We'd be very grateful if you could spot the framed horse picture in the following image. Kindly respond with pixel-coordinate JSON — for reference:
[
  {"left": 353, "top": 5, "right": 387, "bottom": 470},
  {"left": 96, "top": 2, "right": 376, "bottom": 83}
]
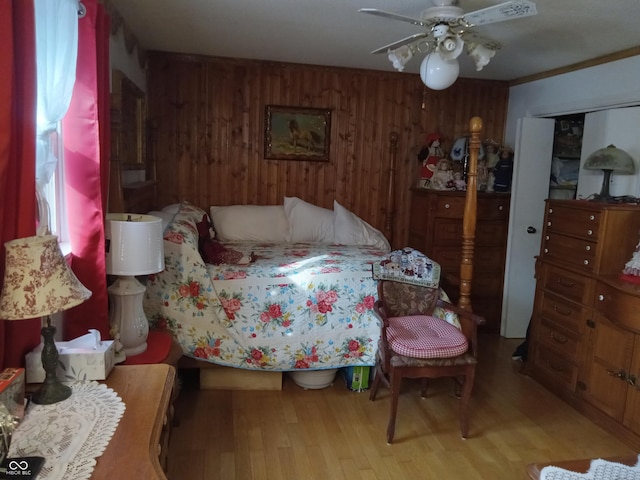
[{"left": 264, "top": 105, "right": 331, "bottom": 161}]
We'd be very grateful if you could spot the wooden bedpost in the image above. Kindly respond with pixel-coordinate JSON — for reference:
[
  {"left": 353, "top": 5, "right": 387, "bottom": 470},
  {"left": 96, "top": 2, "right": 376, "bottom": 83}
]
[
  {"left": 385, "top": 131, "right": 399, "bottom": 247},
  {"left": 458, "top": 117, "right": 482, "bottom": 311}
]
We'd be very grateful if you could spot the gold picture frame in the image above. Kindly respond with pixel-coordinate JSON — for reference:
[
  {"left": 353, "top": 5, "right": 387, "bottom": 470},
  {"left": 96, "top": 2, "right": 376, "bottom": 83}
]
[{"left": 264, "top": 105, "right": 331, "bottom": 161}]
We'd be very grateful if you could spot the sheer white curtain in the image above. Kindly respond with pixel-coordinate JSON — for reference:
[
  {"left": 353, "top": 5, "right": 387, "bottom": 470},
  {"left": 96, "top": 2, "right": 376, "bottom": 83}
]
[{"left": 34, "top": 0, "right": 79, "bottom": 234}]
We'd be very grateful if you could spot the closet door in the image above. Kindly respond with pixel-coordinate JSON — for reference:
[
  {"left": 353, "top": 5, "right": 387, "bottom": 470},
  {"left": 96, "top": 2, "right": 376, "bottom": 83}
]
[{"left": 501, "top": 117, "right": 555, "bottom": 338}]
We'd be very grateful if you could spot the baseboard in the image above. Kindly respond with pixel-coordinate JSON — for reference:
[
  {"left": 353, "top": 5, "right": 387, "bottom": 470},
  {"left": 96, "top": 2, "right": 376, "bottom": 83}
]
[{"left": 199, "top": 365, "right": 282, "bottom": 391}]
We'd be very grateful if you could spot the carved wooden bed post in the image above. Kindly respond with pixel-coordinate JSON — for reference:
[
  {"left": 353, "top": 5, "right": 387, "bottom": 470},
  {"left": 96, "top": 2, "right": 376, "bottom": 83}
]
[
  {"left": 384, "top": 131, "right": 399, "bottom": 247},
  {"left": 459, "top": 117, "right": 482, "bottom": 311}
]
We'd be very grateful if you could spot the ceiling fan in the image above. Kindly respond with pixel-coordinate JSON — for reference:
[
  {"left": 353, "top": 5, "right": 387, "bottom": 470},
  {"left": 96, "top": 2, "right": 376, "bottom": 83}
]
[{"left": 359, "top": 0, "right": 537, "bottom": 89}]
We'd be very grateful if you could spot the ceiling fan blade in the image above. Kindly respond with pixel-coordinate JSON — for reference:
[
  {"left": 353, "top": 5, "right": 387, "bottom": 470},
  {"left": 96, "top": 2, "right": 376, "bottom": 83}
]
[
  {"left": 359, "top": 8, "right": 434, "bottom": 28},
  {"left": 370, "top": 33, "right": 430, "bottom": 54},
  {"left": 460, "top": 30, "right": 502, "bottom": 50},
  {"left": 462, "top": 0, "right": 537, "bottom": 26}
]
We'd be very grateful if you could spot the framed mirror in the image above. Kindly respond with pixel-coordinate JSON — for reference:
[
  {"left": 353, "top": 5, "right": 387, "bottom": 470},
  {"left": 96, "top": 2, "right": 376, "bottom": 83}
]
[{"left": 111, "top": 69, "right": 145, "bottom": 168}]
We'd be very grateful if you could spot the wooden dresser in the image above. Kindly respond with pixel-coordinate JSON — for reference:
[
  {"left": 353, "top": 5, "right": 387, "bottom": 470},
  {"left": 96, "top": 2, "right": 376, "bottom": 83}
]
[
  {"left": 93, "top": 364, "right": 176, "bottom": 479},
  {"left": 528, "top": 199, "right": 640, "bottom": 450},
  {"left": 407, "top": 188, "right": 510, "bottom": 332}
]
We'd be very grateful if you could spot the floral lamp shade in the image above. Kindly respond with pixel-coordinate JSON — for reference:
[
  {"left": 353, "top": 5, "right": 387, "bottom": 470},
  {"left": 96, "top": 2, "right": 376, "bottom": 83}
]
[{"left": 0, "top": 235, "right": 92, "bottom": 320}]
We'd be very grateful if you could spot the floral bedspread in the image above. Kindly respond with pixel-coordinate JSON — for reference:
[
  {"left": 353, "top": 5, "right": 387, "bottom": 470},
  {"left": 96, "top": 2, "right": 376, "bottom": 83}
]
[{"left": 143, "top": 204, "right": 388, "bottom": 371}]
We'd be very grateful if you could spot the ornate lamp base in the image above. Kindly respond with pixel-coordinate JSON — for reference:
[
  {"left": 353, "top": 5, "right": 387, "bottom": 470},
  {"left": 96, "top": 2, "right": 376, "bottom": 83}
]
[
  {"left": 31, "top": 318, "right": 72, "bottom": 405},
  {"left": 108, "top": 276, "right": 149, "bottom": 357}
]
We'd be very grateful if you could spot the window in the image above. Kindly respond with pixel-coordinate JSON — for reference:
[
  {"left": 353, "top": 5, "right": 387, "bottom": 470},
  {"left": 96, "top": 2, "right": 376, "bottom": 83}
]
[{"left": 34, "top": 0, "right": 78, "bottom": 253}]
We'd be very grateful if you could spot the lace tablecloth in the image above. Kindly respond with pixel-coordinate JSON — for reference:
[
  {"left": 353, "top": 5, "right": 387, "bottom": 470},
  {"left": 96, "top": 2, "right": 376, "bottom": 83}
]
[
  {"left": 540, "top": 456, "right": 640, "bottom": 480},
  {"left": 8, "top": 381, "right": 126, "bottom": 480}
]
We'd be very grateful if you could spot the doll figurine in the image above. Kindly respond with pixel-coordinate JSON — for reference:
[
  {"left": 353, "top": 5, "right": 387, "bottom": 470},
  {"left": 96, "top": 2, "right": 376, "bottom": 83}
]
[
  {"left": 429, "top": 158, "right": 456, "bottom": 190},
  {"left": 493, "top": 145, "right": 514, "bottom": 193},
  {"left": 417, "top": 132, "right": 444, "bottom": 188}
]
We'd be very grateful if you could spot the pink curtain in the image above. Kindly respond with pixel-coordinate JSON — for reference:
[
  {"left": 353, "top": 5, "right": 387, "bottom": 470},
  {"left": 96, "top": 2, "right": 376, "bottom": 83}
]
[
  {"left": 0, "top": 0, "right": 40, "bottom": 370},
  {"left": 62, "top": 0, "right": 111, "bottom": 340}
]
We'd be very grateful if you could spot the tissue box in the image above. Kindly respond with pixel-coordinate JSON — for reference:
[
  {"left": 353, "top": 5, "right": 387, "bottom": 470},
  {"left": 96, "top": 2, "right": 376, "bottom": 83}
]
[
  {"left": 342, "top": 366, "right": 370, "bottom": 392},
  {"left": 0, "top": 368, "right": 25, "bottom": 420},
  {"left": 25, "top": 333, "right": 115, "bottom": 383}
]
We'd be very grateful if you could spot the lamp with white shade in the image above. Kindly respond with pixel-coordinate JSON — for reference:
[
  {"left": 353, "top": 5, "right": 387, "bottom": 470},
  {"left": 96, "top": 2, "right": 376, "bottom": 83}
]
[
  {"left": 105, "top": 214, "right": 164, "bottom": 358},
  {"left": 0, "top": 235, "right": 92, "bottom": 404}
]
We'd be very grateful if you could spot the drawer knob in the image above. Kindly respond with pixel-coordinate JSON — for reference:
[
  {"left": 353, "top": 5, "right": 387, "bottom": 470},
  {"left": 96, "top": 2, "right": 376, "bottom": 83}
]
[
  {"left": 547, "top": 221, "right": 551, "bottom": 227},
  {"left": 550, "top": 331, "right": 568, "bottom": 344},
  {"left": 544, "top": 248, "right": 549, "bottom": 254},
  {"left": 553, "top": 305, "right": 572, "bottom": 316},
  {"left": 444, "top": 203, "right": 450, "bottom": 209},
  {"left": 556, "top": 278, "right": 574, "bottom": 287},
  {"left": 587, "top": 229, "right": 593, "bottom": 236},
  {"left": 583, "top": 260, "right": 589, "bottom": 266},
  {"left": 585, "top": 245, "right": 591, "bottom": 251},
  {"left": 545, "top": 359, "right": 565, "bottom": 373},
  {"left": 545, "top": 235, "right": 549, "bottom": 240},
  {"left": 607, "top": 369, "right": 627, "bottom": 381},
  {"left": 598, "top": 294, "right": 605, "bottom": 301},
  {"left": 498, "top": 205, "right": 504, "bottom": 211},
  {"left": 589, "top": 215, "right": 595, "bottom": 221},
  {"left": 549, "top": 208, "right": 553, "bottom": 213}
]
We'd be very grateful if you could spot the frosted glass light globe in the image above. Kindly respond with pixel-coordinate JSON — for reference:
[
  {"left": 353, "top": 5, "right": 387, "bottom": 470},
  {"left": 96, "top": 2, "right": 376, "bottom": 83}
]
[{"left": 420, "top": 52, "right": 459, "bottom": 90}]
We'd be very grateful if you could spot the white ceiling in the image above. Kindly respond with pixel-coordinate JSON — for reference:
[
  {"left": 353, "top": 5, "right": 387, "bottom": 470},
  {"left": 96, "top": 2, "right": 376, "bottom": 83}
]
[{"left": 109, "top": 0, "right": 640, "bottom": 82}]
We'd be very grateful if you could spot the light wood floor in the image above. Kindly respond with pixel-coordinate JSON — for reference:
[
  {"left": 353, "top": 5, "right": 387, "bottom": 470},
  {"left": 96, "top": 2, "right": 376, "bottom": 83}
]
[{"left": 167, "top": 335, "right": 635, "bottom": 479}]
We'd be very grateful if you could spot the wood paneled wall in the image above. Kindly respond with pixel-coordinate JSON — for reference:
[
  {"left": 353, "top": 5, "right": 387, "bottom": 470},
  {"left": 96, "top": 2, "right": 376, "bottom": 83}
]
[{"left": 146, "top": 52, "right": 508, "bottom": 248}]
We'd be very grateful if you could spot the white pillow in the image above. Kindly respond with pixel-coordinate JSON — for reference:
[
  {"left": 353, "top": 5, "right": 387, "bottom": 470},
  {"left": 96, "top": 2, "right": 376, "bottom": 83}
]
[
  {"left": 284, "top": 197, "right": 334, "bottom": 243},
  {"left": 209, "top": 205, "right": 290, "bottom": 242},
  {"left": 333, "top": 201, "right": 391, "bottom": 252},
  {"left": 148, "top": 203, "right": 183, "bottom": 231}
]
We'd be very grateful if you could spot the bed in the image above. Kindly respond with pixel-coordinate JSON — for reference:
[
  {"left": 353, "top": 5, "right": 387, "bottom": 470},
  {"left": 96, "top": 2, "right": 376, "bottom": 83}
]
[{"left": 143, "top": 117, "right": 483, "bottom": 378}]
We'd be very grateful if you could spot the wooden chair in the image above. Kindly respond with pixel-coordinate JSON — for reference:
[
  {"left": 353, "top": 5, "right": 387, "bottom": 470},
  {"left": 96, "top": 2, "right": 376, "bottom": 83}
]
[{"left": 369, "top": 277, "right": 485, "bottom": 443}]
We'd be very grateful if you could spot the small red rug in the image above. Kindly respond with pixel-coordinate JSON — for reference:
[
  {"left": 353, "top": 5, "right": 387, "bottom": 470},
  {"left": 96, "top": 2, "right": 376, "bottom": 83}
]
[{"left": 123, "top": 330, "right": 172, "bottom": 365}]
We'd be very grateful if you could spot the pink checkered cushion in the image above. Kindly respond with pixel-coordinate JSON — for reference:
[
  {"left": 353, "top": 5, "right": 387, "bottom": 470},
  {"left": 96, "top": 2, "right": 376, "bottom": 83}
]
[{"left": 387, "top": 315, "right": 469, "bottom": 359}]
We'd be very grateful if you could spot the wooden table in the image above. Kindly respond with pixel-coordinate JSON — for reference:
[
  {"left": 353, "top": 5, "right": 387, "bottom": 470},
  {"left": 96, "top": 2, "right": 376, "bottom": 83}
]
[
  {"left": 92, "top": 364, "right": 176, "bottom": 480},
  {"left": 527, "top": 455, "right": 638, "bottom": 479}
]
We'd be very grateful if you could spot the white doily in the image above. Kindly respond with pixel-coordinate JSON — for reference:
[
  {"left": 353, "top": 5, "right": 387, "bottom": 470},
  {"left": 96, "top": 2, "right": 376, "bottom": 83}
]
[
  {"left": 8, "top": 381, "right": 126, "bottom": 480},
  {"left": 540, "top": 456, "right": 640, "bottom": 480}
]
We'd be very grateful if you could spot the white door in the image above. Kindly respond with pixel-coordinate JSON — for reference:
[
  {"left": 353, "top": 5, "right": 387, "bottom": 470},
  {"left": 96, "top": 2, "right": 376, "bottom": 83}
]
[{"left": 501, "top": 117, "right": 555, "bottom": 338}]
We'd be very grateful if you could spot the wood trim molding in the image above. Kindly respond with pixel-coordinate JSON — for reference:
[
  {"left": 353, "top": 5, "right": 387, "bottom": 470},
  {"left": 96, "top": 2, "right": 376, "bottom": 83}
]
[{"left": 510, "top": 46, "right": 640, "bottom": 86}]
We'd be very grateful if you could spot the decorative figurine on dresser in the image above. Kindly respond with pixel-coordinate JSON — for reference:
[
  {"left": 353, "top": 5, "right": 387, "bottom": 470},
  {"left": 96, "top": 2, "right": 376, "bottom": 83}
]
[
  {"left": 527, "top": 199, "right": 640, "bottom": 451},
  {"left": 493, "top": 145, "right": 514, "bottom": 192},
  {"left": 417, "top": 132, "right": 444, "bottom": 188}
]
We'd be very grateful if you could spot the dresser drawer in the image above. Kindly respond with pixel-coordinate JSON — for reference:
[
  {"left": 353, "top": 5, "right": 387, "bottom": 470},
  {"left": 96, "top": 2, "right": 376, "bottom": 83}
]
[
  {"left": 435, "top": 195, "right": 466, "bottom": 217},
  {"left": 542, "top": 233, "right": 597, "bottom": 272},
  {"left": 477, "top": 196, "right": 510, "bottom": 220},
  {"left": 538, "top": 292, "right": 585, "bottom": 333},
  {"left": 594, "top": 281, "right": 640, "bottom": 334},
  {"left": 546, "top": 204, "right": 600, "bottom": 239},
  {"left": 537, "top": 317, "right": 582, "bottom": 361},
  {"left": 541, "top": 264, "right": 594, "bottom": 304},
  {"left": 533, "top": 344, "right": 578, "bottom": 391}
]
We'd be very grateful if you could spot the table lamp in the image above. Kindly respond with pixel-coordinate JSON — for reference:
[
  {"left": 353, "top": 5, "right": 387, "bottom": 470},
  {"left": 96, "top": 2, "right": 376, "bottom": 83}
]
[
  {"left": 583, "top": 144, "right": 636, "bottom": 202},
  {"left": 105, "top": 214, "right": 164, "bottom": 357},
  {"left": 0, "top": 235, "right": 92, "bottom": 404}
]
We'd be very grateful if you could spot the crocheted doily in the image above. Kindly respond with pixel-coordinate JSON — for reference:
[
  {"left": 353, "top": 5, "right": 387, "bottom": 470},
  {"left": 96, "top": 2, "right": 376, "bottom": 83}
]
[
  {"left": 9, "top": 381, "right": 125, "bottom": 480},
  {"left": 540, "top": 456, "right": 640, "bottom": 480}
]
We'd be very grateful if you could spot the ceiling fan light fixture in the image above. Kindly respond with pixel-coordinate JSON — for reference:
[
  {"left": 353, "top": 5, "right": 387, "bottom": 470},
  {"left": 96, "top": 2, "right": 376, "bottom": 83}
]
[
  {"left": 387, "top": 45, "right": 414, "bottom": 72},
  {"left": 420, "top": 51, "right": 459, "bottom": 90},
  {"left": 439, "top": 33, "right": 464, "bottom": 60},
  {"left": 467, "top": 42, "right": 496, "bottom": 71}
]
